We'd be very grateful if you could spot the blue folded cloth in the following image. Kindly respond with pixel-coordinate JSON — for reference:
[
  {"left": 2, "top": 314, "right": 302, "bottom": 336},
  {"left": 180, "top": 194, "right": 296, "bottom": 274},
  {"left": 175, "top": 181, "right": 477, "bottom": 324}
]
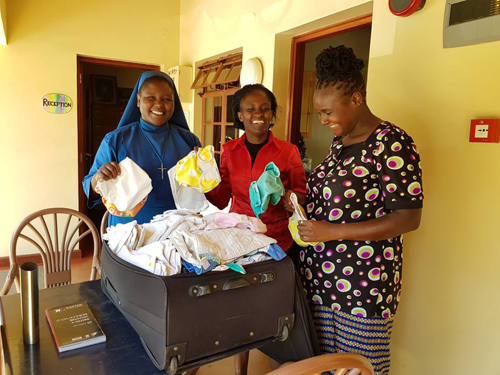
[
  {"left": 267, "top": 243, "right": 286, "bottom": 261},
  {"left": 182, "top": 259, "right": 218, "bottom": 275}
]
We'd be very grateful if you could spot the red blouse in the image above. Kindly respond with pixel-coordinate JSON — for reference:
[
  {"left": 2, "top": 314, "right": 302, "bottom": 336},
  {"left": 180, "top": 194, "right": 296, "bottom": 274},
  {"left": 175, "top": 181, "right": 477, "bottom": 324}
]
[{"left": 206, "top": 131, "right": 307, "bottom": 251}]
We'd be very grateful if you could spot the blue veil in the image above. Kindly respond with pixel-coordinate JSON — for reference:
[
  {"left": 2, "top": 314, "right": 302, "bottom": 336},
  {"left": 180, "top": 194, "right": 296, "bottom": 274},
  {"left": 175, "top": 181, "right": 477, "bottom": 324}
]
[{"left": 117, "top": 70, "right": 189, "bottom": 130}]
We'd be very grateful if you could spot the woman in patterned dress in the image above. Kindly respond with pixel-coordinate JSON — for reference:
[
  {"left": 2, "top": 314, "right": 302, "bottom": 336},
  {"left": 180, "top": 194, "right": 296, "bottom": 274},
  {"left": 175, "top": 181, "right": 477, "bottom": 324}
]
[{"left": 297, "top": 45, "right": 423, "bottom": 375}]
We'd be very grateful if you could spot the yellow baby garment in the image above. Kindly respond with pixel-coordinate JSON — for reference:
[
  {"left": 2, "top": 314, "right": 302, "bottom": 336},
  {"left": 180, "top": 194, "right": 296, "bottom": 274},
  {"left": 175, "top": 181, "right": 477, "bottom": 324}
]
[
  {"left": 176, "top": 145, "right": 221, "bottom": 193},
  {"left": 288, "top": 192, "right": 317, "bottom": 247}
]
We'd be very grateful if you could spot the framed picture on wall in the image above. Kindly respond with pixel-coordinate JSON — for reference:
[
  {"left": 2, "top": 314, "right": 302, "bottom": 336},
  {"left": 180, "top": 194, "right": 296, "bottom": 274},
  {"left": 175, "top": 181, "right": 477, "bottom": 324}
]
[
  {"left": 92, "top": 75, "right": 117, "bottom": 104},
  {"left": 118, "top": 87, "right": 133, "bottom": 106}
]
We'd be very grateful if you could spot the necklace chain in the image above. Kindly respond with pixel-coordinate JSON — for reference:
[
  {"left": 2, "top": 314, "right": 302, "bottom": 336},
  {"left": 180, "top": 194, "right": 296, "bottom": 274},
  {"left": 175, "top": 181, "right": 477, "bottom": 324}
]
[{"left": 139, "top": 123, "right": 169, "bottom": 179}]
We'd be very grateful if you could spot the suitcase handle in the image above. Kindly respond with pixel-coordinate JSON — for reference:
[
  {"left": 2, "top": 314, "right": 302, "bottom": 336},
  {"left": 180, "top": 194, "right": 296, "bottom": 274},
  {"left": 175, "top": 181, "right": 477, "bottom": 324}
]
[
  {"left": 223, "top": 277, "right": 250, "bottom": 290},
  {"left": 189, "top": 271, "right": 275, "bottom": 297}
]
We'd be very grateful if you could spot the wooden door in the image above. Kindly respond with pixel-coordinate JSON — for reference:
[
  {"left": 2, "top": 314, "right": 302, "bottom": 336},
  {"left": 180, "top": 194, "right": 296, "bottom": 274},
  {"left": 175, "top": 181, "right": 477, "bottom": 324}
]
[{"left": 77, "top": 57, "right": 160, "bottom": 251}]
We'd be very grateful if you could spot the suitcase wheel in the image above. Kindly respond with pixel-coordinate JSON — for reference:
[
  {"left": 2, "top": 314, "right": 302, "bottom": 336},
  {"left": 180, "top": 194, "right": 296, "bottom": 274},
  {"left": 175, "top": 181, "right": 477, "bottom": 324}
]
[
  {"left": 166, "top": 356, "right": 178, "bottom": 375},
  {"left": 277, "top": 324, "right": 290, "bottom": 342}
]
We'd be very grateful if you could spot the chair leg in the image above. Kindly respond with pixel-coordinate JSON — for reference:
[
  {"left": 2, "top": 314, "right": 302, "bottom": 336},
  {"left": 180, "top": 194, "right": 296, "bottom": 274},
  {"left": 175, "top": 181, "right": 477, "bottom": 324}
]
[
  {"left": 0, "top": 279, "right": 13, "bottom": 296},
  {"left": 234, "top": 351, "right": 249, "bottom": 375},
  {"left": 14, "top": 275, "right": 20, "bottom": 293}
]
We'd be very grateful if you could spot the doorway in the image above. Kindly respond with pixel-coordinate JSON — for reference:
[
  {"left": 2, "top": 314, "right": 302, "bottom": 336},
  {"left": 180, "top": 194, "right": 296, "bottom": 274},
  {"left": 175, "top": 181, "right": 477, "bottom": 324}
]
[
  {"left": 77, "top": 57, "right": 160, "bottom": 236},
  {"left": 287, "top": 15, "right": 372, "bottom": 171}
]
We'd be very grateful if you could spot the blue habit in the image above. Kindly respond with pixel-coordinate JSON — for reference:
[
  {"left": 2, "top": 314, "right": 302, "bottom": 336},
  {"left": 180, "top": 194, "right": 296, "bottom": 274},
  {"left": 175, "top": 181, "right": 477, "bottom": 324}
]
[
  {"left": 82, "top": 119, "right": 200, "bottom": 226},
  {"left": 82, "top": 70, "right": 200, "bottom": 227}
]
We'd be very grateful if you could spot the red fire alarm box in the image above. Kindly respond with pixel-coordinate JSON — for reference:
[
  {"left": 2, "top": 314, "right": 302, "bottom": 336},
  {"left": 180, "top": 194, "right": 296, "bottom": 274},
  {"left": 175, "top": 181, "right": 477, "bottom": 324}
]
[{"left": 469, "top": 119, "right": 500, "bottom": 143}]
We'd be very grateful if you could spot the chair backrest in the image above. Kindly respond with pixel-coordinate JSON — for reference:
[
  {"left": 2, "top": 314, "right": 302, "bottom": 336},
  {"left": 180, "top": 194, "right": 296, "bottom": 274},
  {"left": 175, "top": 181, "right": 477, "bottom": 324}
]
[
  {"left": 100, "top": 210, "right": 109, "bottom": 240},
  {"left": 0, "top": 208, "right": 101, "bottom": 296},
  {"left": 265, "top": 353, "right": 375, "bottom": 375}
]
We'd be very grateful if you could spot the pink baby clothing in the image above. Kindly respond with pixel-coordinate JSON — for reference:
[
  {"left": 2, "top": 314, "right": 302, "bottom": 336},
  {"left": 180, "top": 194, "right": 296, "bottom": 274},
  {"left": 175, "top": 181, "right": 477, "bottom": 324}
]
[{"left": 205, "top": 212, "right": 267, "bottom": 233}]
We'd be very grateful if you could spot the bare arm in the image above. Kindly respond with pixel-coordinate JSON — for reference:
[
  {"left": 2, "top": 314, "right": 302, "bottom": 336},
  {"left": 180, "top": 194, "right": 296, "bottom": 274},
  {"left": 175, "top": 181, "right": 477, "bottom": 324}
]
[
  {"left": 298, "top": 208, "right": 422, "bottom": 243},
  {"left": 283, "top": 145, "right": 307, "bottom": 212}
]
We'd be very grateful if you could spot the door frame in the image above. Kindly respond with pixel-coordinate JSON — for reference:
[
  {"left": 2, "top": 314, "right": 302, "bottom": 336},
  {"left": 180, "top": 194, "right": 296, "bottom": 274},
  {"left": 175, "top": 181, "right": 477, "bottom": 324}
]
[
  {"left": 286, "top": 14, "right": 372, "bottom": 146},
  {"left": 76, "top": 56, "right": 160, "bottom": 215}
]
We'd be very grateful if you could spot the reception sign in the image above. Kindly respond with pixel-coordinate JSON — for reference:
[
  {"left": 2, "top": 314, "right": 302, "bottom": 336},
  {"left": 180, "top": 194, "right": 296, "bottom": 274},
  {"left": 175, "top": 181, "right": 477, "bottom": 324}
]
[{"left": 42, "top": 93, "right": 73, "bottom": 114}]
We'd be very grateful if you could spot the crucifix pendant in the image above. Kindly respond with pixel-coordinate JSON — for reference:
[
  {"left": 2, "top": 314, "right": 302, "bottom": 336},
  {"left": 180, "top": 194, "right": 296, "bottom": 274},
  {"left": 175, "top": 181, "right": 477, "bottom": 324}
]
[{"left": 159, "top": 163, "right": 167, "bottom": 180}]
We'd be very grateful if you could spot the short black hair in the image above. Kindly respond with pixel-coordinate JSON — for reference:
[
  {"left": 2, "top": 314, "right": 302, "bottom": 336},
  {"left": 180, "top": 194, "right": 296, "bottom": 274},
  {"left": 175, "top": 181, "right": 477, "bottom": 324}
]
[
  {"left": 315, "top": 45, "right": 366, "bottom": 97},
  {"left": 138, "top": 75, "right": 174, "bottom": 94},
  {"left": 231, "top": 84, "right": 277, "bottom": 130}
]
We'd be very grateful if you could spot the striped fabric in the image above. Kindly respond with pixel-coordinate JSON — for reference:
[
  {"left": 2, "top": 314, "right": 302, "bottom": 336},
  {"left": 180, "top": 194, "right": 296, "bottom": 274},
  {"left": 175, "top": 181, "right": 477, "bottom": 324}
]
[{"left": 311, "top": 305, "right": 394, "bottom": 375}]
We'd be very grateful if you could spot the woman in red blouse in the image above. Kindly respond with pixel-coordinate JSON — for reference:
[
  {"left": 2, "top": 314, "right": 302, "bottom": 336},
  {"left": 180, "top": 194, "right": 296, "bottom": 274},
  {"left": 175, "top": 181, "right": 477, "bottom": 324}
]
[{"left": 205, "top": 83, "right": 307, "bottom": 375}]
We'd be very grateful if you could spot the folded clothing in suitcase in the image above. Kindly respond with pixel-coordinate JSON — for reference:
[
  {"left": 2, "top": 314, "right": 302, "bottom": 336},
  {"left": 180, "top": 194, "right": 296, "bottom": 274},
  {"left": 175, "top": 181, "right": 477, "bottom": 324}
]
[{"left": 100, "top": 241, "right": 296, "bottom": 374}]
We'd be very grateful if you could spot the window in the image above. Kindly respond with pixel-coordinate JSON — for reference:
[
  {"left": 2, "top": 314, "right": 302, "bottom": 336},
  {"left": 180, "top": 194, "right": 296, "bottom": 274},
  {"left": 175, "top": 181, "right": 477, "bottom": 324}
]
[
  {"left": 192, "top": 53, "right": 242, "bottom": 164},
  {"left": 449, "top": 0, "right": 500, "bottom": 26},
  {"left": 444, "top": 0, "right": 500, "bottom": 48},
  {"left": 191, "top": 53, "right": 242, "bottom": 89}
]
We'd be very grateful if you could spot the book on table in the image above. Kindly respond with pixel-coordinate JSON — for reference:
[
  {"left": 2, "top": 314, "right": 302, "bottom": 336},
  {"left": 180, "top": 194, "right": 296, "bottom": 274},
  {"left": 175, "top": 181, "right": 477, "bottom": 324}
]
[{"left": 45, "top": 300, "right": 106, "bottom": 352}]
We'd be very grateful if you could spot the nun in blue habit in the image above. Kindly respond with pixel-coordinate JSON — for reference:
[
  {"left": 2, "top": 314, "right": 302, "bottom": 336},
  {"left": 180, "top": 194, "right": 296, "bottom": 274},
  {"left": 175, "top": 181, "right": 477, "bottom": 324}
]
[{"left": 82, "top": 71, "right": 201, "bottom": 227}]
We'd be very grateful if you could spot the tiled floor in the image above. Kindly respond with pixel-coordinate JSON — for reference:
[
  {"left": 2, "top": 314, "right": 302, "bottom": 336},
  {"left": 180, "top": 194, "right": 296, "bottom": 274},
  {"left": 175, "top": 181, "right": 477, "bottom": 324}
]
[
  {"left": 71, "top": 255, "right": 272, "bottom": 375},
  {"left": 71, "top": 255, "right": 95, "bottom": 283},
  {"left": 193, "top": 351, "right": 271, "bottom": 375}
]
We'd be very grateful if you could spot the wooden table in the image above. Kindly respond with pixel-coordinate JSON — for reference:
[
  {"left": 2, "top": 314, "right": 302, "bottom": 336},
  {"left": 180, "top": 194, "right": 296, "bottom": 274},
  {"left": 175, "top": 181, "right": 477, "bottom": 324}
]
[{"left": 0, "top": 280, "right": 166, "bottom": 374}]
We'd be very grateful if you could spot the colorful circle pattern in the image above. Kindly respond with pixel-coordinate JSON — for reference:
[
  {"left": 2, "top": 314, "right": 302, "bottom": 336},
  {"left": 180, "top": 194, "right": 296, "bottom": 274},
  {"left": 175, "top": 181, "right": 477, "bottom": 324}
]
[{"left": 299, "top": 122, "right": 423, "bottom": 319}]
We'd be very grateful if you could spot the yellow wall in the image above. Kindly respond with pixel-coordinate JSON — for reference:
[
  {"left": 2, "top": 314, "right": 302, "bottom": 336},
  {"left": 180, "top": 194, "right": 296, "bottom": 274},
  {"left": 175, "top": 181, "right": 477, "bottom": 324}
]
[
  {"left": 181, "top": 0, "right": 500, "bottom": 373},
  {"left": 0, "top": 0, "right": 180, "bottom": 255},
  {"left": 368, "top": 1, "right": 500, "bottom": 373},
  {"left": 1, "top": 0, "right": 498, "bottom": 371}
]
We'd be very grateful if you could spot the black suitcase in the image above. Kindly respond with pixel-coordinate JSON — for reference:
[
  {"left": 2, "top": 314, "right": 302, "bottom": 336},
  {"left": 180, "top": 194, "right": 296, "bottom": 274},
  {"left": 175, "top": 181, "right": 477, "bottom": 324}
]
[
  {"left": 259, "top": 271, "right": 321, "bottom": 363},
  {"left": 100, "top": 241, "right": 296, "bottom": 374}
]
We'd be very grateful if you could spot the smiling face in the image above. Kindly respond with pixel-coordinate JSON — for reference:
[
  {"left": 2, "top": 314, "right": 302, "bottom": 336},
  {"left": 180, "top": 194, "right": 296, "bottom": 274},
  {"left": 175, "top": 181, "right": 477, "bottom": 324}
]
[
  {"left": 313, "top": 86, "right": 362, "bottom": 138},
  {"left": 137, "top": 80, "right": 175, "bottom": 127},
  {"left": 237, "top": 90, "right": 274, "bottom": 143}
]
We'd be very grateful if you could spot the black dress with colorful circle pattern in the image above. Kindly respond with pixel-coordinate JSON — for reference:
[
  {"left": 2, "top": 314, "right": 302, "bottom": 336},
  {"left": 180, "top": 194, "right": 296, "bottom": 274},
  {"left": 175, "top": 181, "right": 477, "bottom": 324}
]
[{"left": 299, "top": 122, "right": 423, "bottom": 319}]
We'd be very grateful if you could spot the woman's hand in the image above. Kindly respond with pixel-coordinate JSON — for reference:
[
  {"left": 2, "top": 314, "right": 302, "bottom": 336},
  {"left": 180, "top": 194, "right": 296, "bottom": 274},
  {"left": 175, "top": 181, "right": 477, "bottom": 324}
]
[
  {"left": 96, "top": 162, "right": 121, "bottom": 181},
  {"left": 193, "top": 146, "right": 199, "bottom": 153},
  {"left": 91, "top": 162, "right": 121, "bottom": 195},
  {"left": 298, "top": 220, "right": 340, "bottom": 243},
  {"left": 283, "top": 190, "right": 306, "bottom": 213},
  {"left": 297, "top": 208, "right": 422, "bottom": 243},
  {"left": 283, "top": 190, "right": 295, "bottom": 213}
]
